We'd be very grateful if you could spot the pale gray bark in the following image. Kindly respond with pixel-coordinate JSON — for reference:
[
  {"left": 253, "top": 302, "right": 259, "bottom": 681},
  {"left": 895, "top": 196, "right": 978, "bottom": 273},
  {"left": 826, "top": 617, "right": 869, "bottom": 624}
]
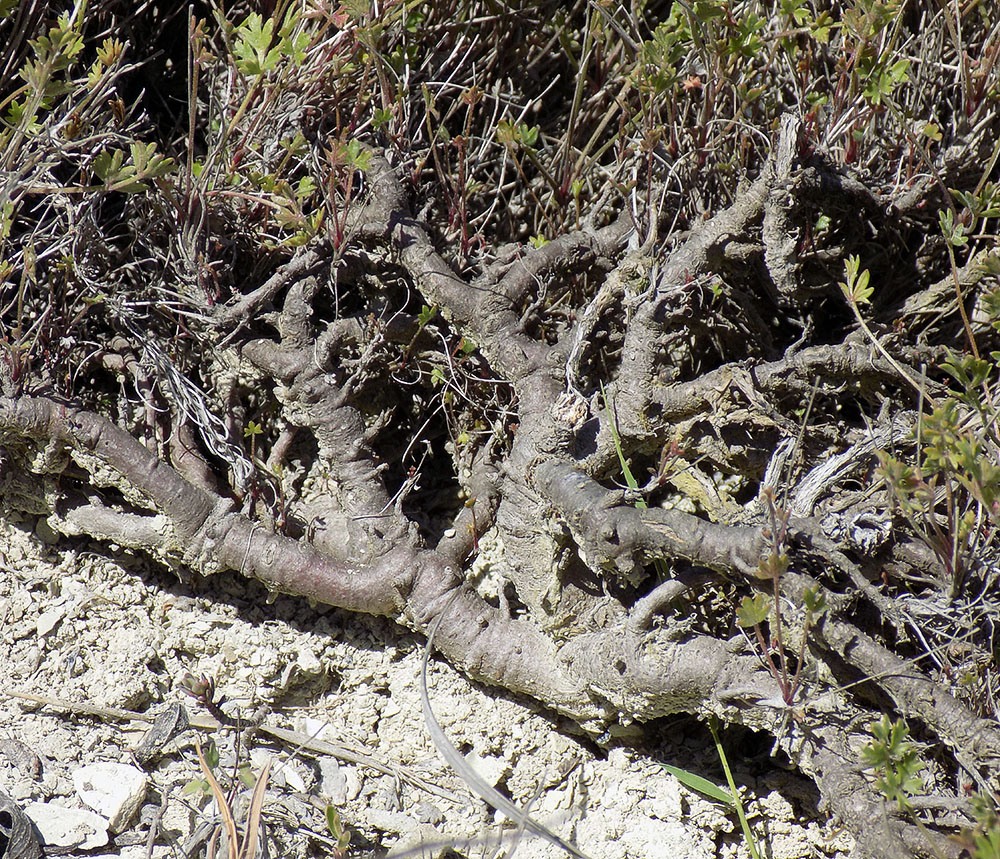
[{"left": 2, "top": 117, "right": 996, "bottom": 859}]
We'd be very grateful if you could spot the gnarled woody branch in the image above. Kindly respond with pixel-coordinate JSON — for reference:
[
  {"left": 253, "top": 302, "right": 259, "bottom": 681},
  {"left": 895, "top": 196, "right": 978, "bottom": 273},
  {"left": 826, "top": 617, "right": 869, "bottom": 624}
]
[
  {"left": 0, "top": 391, "right": 979, "bottom": 859},
  {"left": 3, "top": 2, "right": 998, "bottom": 857},
  {"left": 533, "top": 458, "right": 766, "bottom": 578},
  {"left": 538, "top": 456, "right": 1000, "bottom": 776},
  {"left": 1, "top": 400, "right": 732, "bottom": 733},
  {"left": 3, "top": 121, "right": 994, "bottom": 859}
]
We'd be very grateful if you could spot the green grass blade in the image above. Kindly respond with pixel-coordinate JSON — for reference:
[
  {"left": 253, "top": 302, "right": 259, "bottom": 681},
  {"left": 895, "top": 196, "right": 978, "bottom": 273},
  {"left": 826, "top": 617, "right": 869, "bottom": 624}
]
[
  {"left": 601, "top": 382, "right": 644, "bottom": 505},
  {"left": 709, "top": 717, "right": 763, "bottom": 859},
  {"left": 661, "top": 763, "right": 735, "bottom": 805}
]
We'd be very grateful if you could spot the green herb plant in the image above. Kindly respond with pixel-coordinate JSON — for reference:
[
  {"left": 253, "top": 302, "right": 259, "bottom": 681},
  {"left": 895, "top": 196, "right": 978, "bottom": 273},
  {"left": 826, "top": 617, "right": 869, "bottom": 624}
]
[
  {"left": 861, "top": 716, "right": 924, "bottom": 812},
  {"left": 325, "top": 805, "right": 352, "bottom": 859},
  {"left": 840, "top": 228, "right": 1000, "bottom": 599},
  {"left": 734, "top": 492, "right": 828, "bottom": 707},
  {"left": 953, "top": 794, "right": 1000, "bottom": 859},
  {"left": 607, "top": 381, "right": 767, "bottom": 856},
  {"left": 603, "top": 382, "right": 670, "bottom": 582}
]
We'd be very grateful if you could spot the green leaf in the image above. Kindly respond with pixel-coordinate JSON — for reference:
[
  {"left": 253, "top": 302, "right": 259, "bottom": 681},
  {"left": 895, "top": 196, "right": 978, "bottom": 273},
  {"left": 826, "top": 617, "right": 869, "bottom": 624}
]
[
  {"left": 496, "top": 120, "right": 539, "bottom": 149},
  {"left": 129, "top": 141, "right": 175, "bottom": 179},
  {"left": 840, "top": 255, "right": 873, "bottom": 305},
  {"left": 941, "top": 352, "right": 991, "bottom": 391},
  {"left": 496, "top": 120, "right": 515, "bottom": 145},
  {"left": 93, "top": 143, "right": 175, "bottom": 193},
  {"left": 709, "top": 717, "right": 764, "bottom": 859},
  {"left": 238, "top": 764, "right": 257, "bottom": 788},
  {"left": 853, "top": 268, "right": 871, "bottom": 303},
  {"left": 921, "top": 123, "right": 942, "bottom": 142},
  {"left": 92, "top": 148, "right": 125, "bottom": 182},
  {"left": 0, "top": 201, "right": 15, "bottom": 241},
  {"left": 736, "top": 593, "right": 771, "bottom": 628},
  {"left": 757, "top": 551, "right": 789, "bottom": 581},
  {"left": 182, "top": 777, "right": 211, "bottom": 796},
  {"left": 811, "top": 10, "right": 835, "bottom": 42},
  {"left": 234, "top": 12, "right": 284, "bottom": 76},
  {"left": 601, "top": 382, "right": 642, "bottom": 500},
  {"left": 662, "top": 764, "right": 735, "bottom": 804},
  {"left": 203, "top": 740, "right": 220, "bottom": 770},
  {"left": 342, "top": 139, "right": 371, "bottom": 170},
  {"left": 93, "top": 149, "right": 146, "bottom": 192},
  {"left": 417, "top": 305, "right": 437, "bottom": 327},
  {"left": 938, "top": 208, "right": 969, "bottom": 247},
  {"left": 325, "top": 805, "right": 350, "bottom": 848},
  {"left": 802, "top": 584, "right": 827, "bottom": 616},
  {"left": 295, "top": 176, "right": 317, "bottom": 199},
  {"left": 517, "top": 122, "right": 539, "bottom": 147},
  {"left": 780, "top": 0, "right": 810, "bottom": 25}
]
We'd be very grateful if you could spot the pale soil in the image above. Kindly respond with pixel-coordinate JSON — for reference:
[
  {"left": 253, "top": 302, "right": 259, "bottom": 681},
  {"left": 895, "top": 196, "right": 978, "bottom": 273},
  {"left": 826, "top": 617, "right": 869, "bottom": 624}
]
[{"left": 1, "top": 511, "right": 854, "bottom": 859}]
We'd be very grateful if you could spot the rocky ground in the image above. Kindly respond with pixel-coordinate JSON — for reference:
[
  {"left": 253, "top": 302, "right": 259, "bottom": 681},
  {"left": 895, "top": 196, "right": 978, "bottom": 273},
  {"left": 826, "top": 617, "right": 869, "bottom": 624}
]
[{"left": 2, "top": 510, "right": 853, "bottom": 859}]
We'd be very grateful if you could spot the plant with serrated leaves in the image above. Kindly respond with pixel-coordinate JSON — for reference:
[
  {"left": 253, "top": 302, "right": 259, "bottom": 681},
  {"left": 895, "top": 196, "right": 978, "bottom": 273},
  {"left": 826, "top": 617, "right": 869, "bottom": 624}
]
[
  {"left": 231, "top": 11, "right": 306, "bottom": 78},
  {"left": 736, "top": 496, "right": 828, "bottom": 706},
  {"left": 0, "top": 0, "right": 174, "bottom": 399},
  {"left": 92, "top": 141, "right": 176, "bottom": 193},
  {"left": 861, "top": 716, "right": 924, "bottom": 812},
  {"left": 879, "top": 369, "right": 1000, "bottom": 595},
  {"left": 875, "top": 226, "right": 1000, "bottom": 597},
  {"left": 953, "top": 794, "right": 1000, "bottom": 859}
]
